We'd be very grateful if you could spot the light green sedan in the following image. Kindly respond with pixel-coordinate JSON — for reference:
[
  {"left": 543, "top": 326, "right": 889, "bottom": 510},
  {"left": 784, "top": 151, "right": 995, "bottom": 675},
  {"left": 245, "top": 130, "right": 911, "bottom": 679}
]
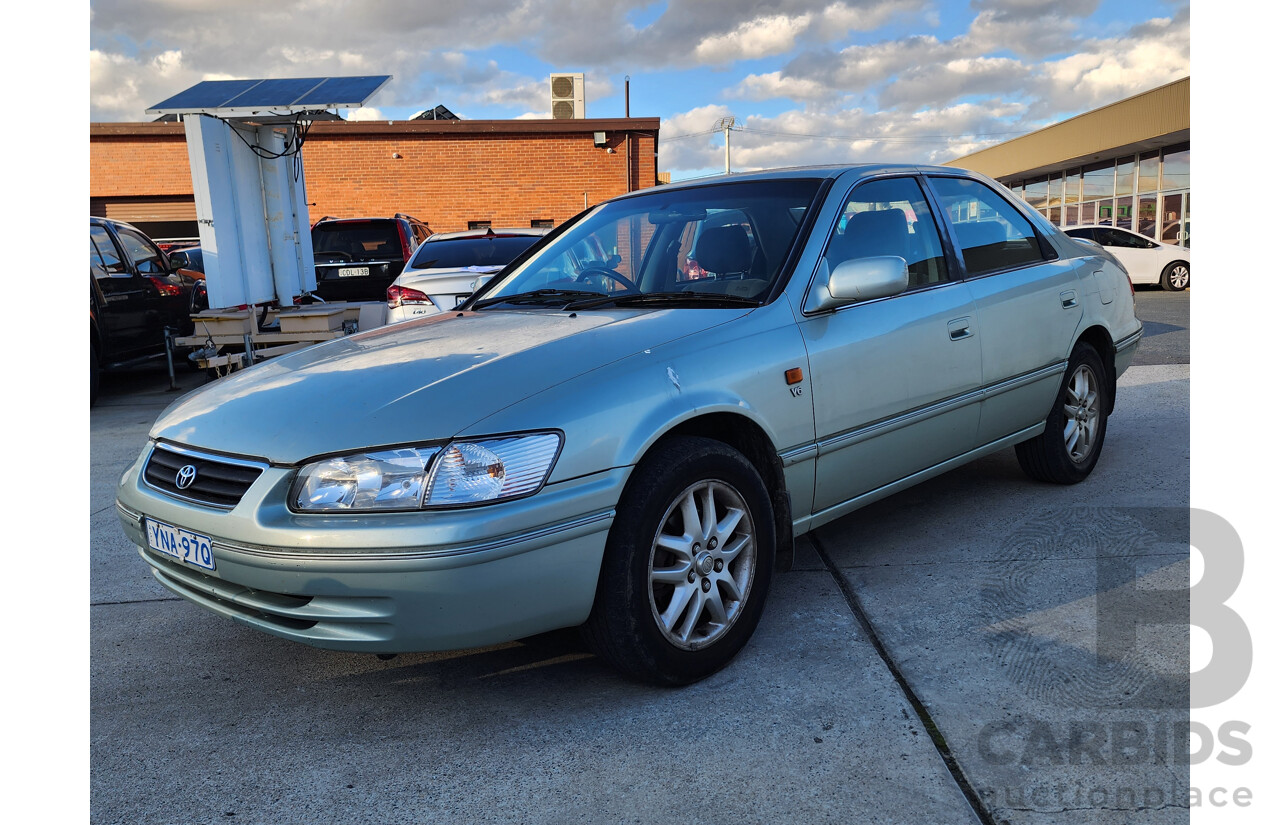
[{"left": 116, "top": 165, "right": 1142, "bottom": 685}]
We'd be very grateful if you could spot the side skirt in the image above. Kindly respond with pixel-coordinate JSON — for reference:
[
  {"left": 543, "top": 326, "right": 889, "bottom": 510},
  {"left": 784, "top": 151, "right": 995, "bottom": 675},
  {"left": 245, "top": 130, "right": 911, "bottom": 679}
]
[{"left": 792, "top": 423, "right": 1045, "bottom": 535}]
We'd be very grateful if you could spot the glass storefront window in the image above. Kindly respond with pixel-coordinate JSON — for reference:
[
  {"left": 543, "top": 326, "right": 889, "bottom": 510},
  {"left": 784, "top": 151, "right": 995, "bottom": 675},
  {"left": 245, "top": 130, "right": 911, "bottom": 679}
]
[
  {"left": 1047, "top": 174, "right": 1063, "bottom": 209},
  {"left": 1137, "top": 194, "right": 1158, "bottom": 238},
  {"left": 1082, "top": 161, "right": 1114, "bottom": 201},
  {"left": 1138, "top": 152, "right": 1159, "bottom": 193},
  {"left": 1097, "top": 201, "right": 1114, "bottom": 224},
  {"left": 1162, "top": 144, "right": 1190, "bottom": 190},
  {"left": 1115, "top": 197, "right": 1133, "bottom": 231},
  {"left": 1064, "top": 170, "right": 1081, "bottom": 204},
  {"left": 1161, "top": 192, "right": 1185, "bottom": 246},
  {"left": 1048, "top": 205, "right": 1062, "bottom": 225},
  {"left": 1080, "top": 201, "right": 1096, "bottom": 225},
  {"left": 1184, "top": 192, "right": 1191, "bottom": 248},
  {"left": 1115, "top": 157, "right": 1135, "bottom": 198},
  {"left": 1065, "top": 204, "right": 1079, "bottom": 226},
  {"left": 1023, "top": 178, "right": 1049, "bottom": 211}
]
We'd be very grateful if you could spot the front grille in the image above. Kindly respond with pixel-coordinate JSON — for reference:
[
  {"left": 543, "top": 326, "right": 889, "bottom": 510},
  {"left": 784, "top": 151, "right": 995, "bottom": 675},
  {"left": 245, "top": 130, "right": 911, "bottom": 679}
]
[{"left": 143, "top": 444, "right": 265, "bottom": 509}]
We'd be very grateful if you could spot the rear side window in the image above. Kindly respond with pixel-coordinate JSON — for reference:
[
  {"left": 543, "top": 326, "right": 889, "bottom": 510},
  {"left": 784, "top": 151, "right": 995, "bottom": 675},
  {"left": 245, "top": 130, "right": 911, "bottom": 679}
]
[
  {"left": 826, "top": 176, "right": 950, "bottom": 288},
  {"left": 929, "top": 177, "right": 1046, "bottom": 276},
  {"left": 313, "top": 221, "right": 404, "bottom": 261},
  {"left": 90, "top": 225, "right": 127, "bottom": 275},
  {"left": 410, "top": 236, "right": 542, "bottom": 270}
]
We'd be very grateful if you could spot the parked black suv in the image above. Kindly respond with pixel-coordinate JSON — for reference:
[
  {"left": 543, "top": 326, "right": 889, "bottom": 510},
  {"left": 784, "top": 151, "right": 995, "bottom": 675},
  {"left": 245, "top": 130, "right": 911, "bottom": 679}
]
[
  {"left": 90, "top": 217, "right": 199, "bottom": 404},
  {"left": 310, "top": 214, "right": 431, "bottom": 302}
]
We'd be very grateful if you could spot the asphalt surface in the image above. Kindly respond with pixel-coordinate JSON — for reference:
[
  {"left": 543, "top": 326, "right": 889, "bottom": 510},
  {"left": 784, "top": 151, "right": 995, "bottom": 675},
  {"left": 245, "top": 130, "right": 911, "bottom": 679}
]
[
  {"left": 1131, "top": 288, "right": 1189, "bottom": 366},
  {"left": 90, "top": 298, "right": 1190, "bottom": 824}
]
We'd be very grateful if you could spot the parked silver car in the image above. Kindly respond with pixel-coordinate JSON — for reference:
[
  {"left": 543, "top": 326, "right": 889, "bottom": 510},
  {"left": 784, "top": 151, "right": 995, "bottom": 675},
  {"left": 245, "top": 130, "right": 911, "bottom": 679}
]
[{"left": 116, "top": 164, "right": 1142, "bottom": 684}]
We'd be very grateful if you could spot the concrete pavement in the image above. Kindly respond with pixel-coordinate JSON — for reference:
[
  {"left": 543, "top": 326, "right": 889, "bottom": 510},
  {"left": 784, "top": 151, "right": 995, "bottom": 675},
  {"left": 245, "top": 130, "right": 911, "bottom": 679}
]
[{"left": 90, "top": 361, "right": 1189, "bottom": 824}]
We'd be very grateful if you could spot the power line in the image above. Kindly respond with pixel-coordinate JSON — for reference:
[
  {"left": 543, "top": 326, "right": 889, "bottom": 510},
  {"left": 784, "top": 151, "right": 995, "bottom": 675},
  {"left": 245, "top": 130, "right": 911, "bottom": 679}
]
[{"left": 662, "top": 125, "right": 1029, "bottom": 144}]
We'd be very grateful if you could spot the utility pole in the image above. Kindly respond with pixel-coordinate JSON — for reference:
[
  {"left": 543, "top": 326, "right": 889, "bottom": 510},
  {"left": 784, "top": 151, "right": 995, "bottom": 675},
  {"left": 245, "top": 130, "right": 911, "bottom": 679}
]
[{"left": 715, "top": 116, "right": 736, "bottom": 174}]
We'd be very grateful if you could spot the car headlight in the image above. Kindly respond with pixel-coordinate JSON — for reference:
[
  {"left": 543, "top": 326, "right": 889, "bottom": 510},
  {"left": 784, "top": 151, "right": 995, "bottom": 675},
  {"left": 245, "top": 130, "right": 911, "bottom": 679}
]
[{"left": 290, "top": 432, "right": 561, "bottom": 512}]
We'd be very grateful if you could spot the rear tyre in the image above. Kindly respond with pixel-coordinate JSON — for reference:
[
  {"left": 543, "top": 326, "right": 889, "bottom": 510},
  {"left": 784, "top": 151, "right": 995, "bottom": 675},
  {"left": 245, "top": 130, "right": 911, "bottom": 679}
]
[
  {"left": 582, "top": 436, "right": 775, "bottom": 685},
  {"left": 1015, "top": 342, "right": 1109, "bottom": 484},
  {"left": 1161, "top": 261, "right": 1190, "bottom": 291}
]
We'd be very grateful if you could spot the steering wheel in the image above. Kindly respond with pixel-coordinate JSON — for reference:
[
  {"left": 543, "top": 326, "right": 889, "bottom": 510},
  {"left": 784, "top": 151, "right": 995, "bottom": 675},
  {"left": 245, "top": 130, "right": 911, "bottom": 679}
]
[{"left": 577, "top": 266, "right": 639, "bottom": 293}]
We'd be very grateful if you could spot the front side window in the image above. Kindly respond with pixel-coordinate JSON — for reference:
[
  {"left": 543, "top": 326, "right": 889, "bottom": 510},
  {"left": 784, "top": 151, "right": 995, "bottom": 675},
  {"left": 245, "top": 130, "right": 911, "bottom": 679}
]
[
  {"left": 1097, "top": 228, "right": 1153, "bottom": 249},
  {"left": 826, "top": 176, "right": 949, "bottom": 288},
  {"left": 929, "top": 177, "right": 1046, "bottom": 276},
  {"left": 475, "top": 179, "right": 822, "bottom": 308},
  {"left": 116, "top": 227, "right": 167, "bottom": 274}
]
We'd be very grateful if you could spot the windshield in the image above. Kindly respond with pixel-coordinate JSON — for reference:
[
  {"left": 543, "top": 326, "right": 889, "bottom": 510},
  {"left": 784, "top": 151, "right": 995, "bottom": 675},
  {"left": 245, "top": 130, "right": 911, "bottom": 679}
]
[
  {"left": 313, "top": 221, "right": 402, "bottom": 262},
  {"left": 472, "top": 179, "right": 822, "bottom": 309},
  {"left": 409, "top": 236, "right": 541, "bottom": 270}
]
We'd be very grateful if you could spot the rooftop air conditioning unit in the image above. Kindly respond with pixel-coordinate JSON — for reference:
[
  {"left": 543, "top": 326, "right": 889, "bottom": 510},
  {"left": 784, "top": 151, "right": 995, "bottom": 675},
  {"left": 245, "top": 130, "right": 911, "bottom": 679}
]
[{"left": 550, "top": 73, "right": 585, "bottom": 119}]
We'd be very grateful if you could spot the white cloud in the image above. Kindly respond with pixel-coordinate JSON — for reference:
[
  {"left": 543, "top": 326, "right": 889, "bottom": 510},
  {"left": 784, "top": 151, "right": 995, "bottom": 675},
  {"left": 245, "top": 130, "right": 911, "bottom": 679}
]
[
  {"left": 694, "top": 14, "right": 815, "bottom": 64},
  {"left": 345, "top": 107, "right": 386, "bottom": 122},
  {"left": 731, "top": 71, "right": 841, "bottom": 103},
  {"left": 659, "top": 100, "right": 1030, "bottom": 177}
]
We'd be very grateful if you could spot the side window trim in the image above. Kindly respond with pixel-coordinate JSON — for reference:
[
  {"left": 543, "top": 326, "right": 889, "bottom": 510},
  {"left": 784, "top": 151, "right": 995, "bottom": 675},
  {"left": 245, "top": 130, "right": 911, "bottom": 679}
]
[{"left": 921, "top": 173, "right": 1057, "bottom": 281}]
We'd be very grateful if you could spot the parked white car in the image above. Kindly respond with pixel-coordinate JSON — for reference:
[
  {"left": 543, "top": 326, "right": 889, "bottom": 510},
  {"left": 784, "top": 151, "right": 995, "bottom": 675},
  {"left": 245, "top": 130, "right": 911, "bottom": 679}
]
[
  {"left": 1064, "top": 225, "right": 1190, "bottom": 290},
  {"left": 386, "top": 228, "right": 549, "bottom": 322}
]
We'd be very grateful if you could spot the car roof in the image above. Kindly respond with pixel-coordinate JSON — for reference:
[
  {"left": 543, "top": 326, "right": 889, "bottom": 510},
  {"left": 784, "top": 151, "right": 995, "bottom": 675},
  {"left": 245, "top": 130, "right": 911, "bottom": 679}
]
[
  {"left": 609, "top": 163, "right": 972, "bottom": 201},
  {"left": 314, "top": 216, "right": 411, "bottom": 225},
  {"left": 425, "top": 228, "right": 550, "bottom": 241}
]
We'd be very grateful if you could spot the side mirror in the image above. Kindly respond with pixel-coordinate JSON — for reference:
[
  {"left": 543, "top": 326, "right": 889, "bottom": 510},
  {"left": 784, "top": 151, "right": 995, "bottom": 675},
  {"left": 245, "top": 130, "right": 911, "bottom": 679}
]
[{"left": 807, "top": 256, "right": 909, "bottom": 312}]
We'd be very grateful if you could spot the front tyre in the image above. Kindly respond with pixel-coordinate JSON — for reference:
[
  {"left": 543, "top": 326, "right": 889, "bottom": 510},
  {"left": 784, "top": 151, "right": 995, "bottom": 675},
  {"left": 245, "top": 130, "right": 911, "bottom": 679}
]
[
  {"left": 1161, "top": 261, "right": 1190, "bottom": 291},
  {"left": 1015, "top": 342, "right": 1109, "bottom": 484},
  {"left": 583, "top": 436, "right": 775, "bottom": 685}
]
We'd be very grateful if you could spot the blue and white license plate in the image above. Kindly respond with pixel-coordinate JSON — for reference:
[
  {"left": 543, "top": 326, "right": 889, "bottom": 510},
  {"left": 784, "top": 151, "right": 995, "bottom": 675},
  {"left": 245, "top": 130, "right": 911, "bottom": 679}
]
[
  {"left": 145, "top": 518, "right": 215, "bottom": 571},
  {"left": 337, "top": 266, "right": 370, "bottom": 278}
]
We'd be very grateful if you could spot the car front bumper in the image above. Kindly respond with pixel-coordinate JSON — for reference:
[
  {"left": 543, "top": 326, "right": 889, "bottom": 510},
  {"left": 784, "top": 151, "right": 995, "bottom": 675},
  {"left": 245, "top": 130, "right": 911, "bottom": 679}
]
[{"left": 116, "top": 451, "right": 625, "bottom": 652}]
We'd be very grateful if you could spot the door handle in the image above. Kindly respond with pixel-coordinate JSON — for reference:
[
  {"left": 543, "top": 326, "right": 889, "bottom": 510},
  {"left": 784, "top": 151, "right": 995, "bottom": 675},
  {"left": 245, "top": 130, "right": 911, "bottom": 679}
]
[
  {"left": 1060, "top": 290, "right": 1078, "bottom": 309},
  {"left": 948, "top": 317, "right": 973, "bottom": 341}
]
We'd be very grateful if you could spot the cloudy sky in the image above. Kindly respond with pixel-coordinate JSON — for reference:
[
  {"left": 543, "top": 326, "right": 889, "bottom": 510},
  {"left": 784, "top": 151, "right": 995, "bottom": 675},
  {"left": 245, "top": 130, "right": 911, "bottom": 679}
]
[{"left": 89, "top": 0, "right": 1189, "bottom": 179}]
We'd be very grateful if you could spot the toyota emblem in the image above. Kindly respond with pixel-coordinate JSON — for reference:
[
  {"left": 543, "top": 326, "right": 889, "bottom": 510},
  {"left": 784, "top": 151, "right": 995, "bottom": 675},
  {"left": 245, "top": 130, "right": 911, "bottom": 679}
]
[{"left": 175, "top": 464, "right": 198, "bottom": 490}]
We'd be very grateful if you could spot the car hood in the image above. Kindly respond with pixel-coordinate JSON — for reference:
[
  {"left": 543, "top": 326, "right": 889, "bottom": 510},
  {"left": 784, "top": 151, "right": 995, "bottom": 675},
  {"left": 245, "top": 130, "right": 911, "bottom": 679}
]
[{"left": 151, "top": 307, "right": 747, "bottom": 463}]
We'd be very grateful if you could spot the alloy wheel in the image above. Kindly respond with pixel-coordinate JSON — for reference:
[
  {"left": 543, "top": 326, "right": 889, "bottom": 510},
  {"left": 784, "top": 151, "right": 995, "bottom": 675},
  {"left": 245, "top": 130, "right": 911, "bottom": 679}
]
[
  {"left": 648, "top": 480, "right": 756, "bottom": 650},
  {"left": 1063, "top": 364, "right": 1101, "bottom": 464}
]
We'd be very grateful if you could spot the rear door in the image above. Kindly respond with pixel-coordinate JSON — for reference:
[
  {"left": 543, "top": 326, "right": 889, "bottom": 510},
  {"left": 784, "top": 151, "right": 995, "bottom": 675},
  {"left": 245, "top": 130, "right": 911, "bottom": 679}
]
[
  {"left": 91, "top": 223, "right": 150, "bottom": 357},
  {"left": 925, "top": 175, "right": 1085, "bottom": 444}
]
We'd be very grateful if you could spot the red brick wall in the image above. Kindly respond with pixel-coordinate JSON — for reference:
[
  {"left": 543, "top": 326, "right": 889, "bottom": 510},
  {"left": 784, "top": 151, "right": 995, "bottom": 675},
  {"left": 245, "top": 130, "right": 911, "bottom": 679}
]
[{"left": 90, "top": 122, "right": 659, "bottom": 233}]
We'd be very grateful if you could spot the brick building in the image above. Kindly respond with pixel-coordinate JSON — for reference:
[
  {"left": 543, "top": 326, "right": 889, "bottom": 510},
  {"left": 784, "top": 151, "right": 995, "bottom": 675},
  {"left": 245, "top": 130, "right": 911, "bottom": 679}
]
[{"left": 90, "top": 118, "right": 661, "bottom": 241}]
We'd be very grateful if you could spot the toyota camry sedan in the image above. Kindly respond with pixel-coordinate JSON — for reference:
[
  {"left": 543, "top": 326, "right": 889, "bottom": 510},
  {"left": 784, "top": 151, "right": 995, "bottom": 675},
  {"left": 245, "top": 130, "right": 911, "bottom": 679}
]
[{"left": 117, "top": 164, "right": 1142, "bottom": 685}]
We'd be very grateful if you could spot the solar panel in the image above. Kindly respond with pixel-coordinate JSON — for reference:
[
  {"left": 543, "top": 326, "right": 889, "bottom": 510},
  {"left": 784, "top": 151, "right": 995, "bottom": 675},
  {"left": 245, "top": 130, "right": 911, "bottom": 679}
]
[{"left": 147, "top": 75, "right": 391, "bottom": 116}]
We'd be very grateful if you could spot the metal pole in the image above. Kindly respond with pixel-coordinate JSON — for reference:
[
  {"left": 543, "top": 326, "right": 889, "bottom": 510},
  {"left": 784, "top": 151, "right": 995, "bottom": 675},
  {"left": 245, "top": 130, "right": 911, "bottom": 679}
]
[
  {"left": 164, "top": 326, "right": 177, "bottom": 390},
  {"left": 724, "top": 124, "right": 731, "bottom": 174},
  {"left": 625, "top": 76, "right": 630, "bottom": 118}
]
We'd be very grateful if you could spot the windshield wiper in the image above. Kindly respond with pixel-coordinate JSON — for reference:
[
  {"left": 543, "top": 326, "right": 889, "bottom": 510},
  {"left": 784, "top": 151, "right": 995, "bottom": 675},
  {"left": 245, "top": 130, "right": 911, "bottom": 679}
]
[
  {"left": 471, "top": 288, "right": 602, "bottom": 310},
  {"left": 564, "top": 291, "right": 763, "bottom": 310}
]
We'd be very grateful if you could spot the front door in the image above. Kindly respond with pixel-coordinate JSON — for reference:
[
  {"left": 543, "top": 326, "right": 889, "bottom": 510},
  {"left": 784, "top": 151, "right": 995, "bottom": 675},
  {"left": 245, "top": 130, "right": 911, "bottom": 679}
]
[{"left": 801, "top": 175, "right": 983, "bottom": 514}]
